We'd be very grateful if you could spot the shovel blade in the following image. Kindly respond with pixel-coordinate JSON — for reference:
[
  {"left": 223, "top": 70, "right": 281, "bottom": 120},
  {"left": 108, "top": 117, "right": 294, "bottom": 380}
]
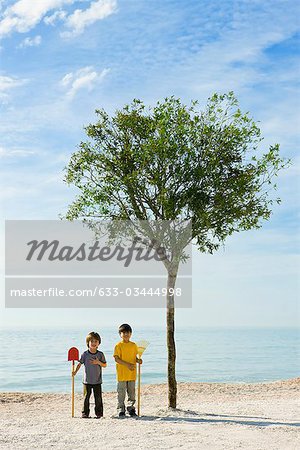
[{"left": 68, "top": 347, "right": 79, "bottom": 361}]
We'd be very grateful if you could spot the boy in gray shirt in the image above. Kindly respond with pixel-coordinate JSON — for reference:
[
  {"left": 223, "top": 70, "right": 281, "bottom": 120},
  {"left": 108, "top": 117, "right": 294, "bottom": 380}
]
[{"left": 73, "top": 331, "right": 107, "bottom": 418}]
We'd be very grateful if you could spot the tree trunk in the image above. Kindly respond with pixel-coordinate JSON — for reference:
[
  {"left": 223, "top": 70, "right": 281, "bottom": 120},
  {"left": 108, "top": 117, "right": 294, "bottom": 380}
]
[{"left": 166, "top": 271, "right": 177, "bottom": 409}]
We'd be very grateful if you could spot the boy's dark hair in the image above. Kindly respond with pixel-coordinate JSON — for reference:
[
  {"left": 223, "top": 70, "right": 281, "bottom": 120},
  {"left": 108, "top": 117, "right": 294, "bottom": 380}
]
[
  {"left": 118, "top": 323, "right": 132, "bottom": 334},
  {"left": 86, "top": 331, "right": 101, "bottom": 347}
]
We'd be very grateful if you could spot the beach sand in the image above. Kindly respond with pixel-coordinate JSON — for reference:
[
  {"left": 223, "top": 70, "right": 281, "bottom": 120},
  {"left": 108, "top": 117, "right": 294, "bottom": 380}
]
[{"left": 0, "top": 378, "right": 299, "bottom": 449}]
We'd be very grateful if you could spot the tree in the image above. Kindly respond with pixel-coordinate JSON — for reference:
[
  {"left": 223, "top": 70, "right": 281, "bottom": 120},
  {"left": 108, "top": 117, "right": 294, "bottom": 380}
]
[{"left": 63, "top": 92, "right": 287, "bottom": 408}]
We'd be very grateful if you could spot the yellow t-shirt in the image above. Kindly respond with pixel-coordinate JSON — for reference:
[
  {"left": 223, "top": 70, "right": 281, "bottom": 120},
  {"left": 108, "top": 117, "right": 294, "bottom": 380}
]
[{"left": 113, "top": 341, "right": 138, "bottom": 381}]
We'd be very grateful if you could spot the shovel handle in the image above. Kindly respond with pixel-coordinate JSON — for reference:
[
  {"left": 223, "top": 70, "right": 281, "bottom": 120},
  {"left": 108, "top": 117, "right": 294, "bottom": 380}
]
[
  {"left": 71, "top": 361, "right": 75, "bottom": 417},
  {"left": 137, "top": 360, "right": 141, "bottom": 416}
]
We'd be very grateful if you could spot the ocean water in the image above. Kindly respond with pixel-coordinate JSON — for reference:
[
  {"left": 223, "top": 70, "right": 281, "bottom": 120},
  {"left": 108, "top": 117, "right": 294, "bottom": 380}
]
[{"left": 0, "top": 327, "right": 299, "bottom": 393}]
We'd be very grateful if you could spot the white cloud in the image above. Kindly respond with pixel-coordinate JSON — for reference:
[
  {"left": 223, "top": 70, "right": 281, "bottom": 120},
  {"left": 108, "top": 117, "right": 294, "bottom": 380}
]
[
  {"left": 44, "top": 10, "right": 67, "bottom": 26},
  {"left": 179, "top": 29, "right": 292, "bottom": 98},
  {"left": 18, "top": 34, "right": 41, "bottom": 48},
  {"left": 0, "top": 146, "right": 36, "bottom": 158},
  {"left": 60, "top": 66, "right": 110, "bottom": 99},
  {"left": 60, "top": 72, "right": 73, "bottom": 86},
  {"left": 0, "top": 0, "right": 117, "bottom": 38},
  {"left": 0, "top": 74, "right": 26, "bottom": 101},
  {"left": 0, "top": 0, "right": 75, "bottom": 37},
  {"left": 62, "top": 0, "right": 117, "bottom": 37},
  {"left": 0, "top": 74, "right": 22, "bottom": 90}
]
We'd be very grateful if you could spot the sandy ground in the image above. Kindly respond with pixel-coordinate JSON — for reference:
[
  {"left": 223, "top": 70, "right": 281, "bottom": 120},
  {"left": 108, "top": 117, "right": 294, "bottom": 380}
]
[{"left": 0, "top": 379, "right": 299, "bottom": 450}]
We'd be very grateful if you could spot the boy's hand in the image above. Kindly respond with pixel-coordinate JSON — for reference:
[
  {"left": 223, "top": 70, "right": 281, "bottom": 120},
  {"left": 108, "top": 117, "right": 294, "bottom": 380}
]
[
  {"left": 137, "top": 358, "right": 143, "bottom": 365},
  {"left": 72, "top": 370, "right": 77, "bottom": 377},
  {"left": 90, "top": 358, "right": 100, "bottom": 365},
  {"left": 127, "top": 363, "right": 135, "bottom": 371}
]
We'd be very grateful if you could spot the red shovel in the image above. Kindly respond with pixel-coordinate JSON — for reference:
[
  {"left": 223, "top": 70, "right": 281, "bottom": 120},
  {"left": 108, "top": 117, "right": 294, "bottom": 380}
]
[{"left": 68, "top": 347, "right": 79, "bottom": 417}]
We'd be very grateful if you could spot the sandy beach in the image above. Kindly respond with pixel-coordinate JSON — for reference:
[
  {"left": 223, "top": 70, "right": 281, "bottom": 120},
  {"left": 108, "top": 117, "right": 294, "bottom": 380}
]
[{"left": 0, "top": 378, "right": 299, "bottom": 449}]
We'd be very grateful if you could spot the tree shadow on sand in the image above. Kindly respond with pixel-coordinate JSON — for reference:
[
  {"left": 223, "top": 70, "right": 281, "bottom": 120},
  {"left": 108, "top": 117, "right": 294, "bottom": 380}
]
[{"left": 137, "top": 409, "right": 300, "bottom": 427}]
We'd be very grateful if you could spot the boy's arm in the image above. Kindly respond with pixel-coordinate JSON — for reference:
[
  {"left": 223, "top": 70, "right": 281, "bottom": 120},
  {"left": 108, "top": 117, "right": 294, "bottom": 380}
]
[
  {"left": 72, "top": 362, "right": 81, "bottom": 376},
  {"left": 135, "top": 344, "right": 143, "bottom": 364},
  {"left": 100, "top": 352, "right": 107, "bottom": 368},
  {"left": 90, "top": 352, "right": 107, "bottom": 367},
  {"left": 135, "top": 344, "right": 142, "bottom": 364},
  {"left": 90, "top": 359, "right": 107, "bottom": 367},
  {"left": 114, "top": 355, "right": 135, "bottom": 371}
]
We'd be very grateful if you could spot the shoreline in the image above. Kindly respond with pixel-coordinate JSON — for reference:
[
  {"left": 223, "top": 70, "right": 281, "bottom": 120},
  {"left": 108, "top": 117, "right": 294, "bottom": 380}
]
[
  {"left": 1, "top": 378, "right": 299, "bottom": 449},
  {"left": 1, "top": 377, "right": 299, "bottom": 395}
]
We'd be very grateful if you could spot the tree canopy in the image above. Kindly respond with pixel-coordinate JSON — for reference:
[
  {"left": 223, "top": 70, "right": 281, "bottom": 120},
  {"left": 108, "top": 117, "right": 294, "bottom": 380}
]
[{"left": 64, "top": 92, "right": 286, "bottom": 254}]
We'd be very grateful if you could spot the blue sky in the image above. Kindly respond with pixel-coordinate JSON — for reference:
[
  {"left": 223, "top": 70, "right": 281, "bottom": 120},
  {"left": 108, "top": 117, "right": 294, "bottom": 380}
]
[{"left": 0, "top": 0, "right": 299, "bottom": 328}]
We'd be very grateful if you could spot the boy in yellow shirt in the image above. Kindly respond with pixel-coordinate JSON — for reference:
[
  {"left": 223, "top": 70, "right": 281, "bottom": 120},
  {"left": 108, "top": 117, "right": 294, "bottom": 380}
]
[{"left": 113, "top": 323, "right": 142, "bottom": 417}]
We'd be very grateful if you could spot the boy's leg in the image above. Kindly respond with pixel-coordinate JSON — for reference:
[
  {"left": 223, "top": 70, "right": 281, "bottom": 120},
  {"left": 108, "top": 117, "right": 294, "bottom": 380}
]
[
  {"left": 82, "top": 384, "right": 92, "bottom": 417},
  {"left": 93, "top": 384, "right": 103, "bottom": 417},
  {"left": 126, "top": 381, "right": 136, "bottom": 413},
  {"left": 117, "top": 381, "right": 126, "bottom": 413}
]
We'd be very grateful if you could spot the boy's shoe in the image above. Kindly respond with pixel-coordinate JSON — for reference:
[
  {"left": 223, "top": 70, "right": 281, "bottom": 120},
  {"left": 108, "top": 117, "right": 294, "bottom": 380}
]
[
  {"left": 118, "top": 411, "right": 126, "bottom": 418},
  {"left": 129, "top": 409, "right": 138, "bottom": 417},
  {"left": 81, "top": 413, "right": 89, "bottom": 418},
  {"left": 96, "top": 415, "right": 103, "bottom": 419}
]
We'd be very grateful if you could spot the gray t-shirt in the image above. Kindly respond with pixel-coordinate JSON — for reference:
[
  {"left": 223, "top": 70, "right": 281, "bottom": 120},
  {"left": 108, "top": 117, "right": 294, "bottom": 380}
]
[{"left": 79, "top": 350, "right": 106, "bottom": 384}]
